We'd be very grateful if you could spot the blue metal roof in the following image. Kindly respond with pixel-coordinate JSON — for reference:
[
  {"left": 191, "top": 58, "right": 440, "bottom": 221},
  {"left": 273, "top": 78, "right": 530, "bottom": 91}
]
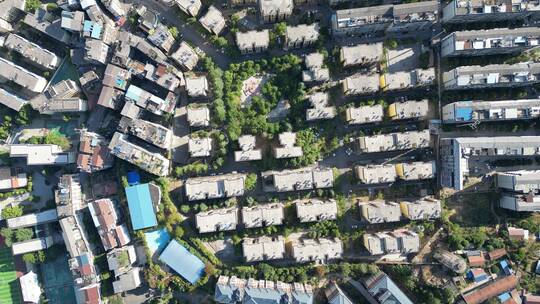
[
  {"left": 159, "top": 240, "right": 205, "bottom": 284},
  {"left": 83, "top": 20, "right": 92, "bottom": 32},
  {"left": 456, "top": 107, "right": 473, "bottom": 121},
  {"left": 498, "top": 293, "right": 511, "bottom": 302},
  {"left": 125, "top": 85, "right": 143, "bottom": 102},
  {"left": 91, "top": 23, "right": 102, "bottom": 39},
  {"left": 125, "top": 183, "right": 157, "bottom": 230}
]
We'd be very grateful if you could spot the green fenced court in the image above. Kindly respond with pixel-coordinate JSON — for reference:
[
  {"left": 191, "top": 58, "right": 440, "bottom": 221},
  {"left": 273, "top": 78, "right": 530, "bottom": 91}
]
[{"left": 0, "top": 246, "right": 21, "bottom": 304}]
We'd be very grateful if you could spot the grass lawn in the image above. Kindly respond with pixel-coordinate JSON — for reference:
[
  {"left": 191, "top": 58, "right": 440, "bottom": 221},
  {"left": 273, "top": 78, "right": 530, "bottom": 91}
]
[{"left": 0, "top": 246, "right": 21, "bottom": 304}]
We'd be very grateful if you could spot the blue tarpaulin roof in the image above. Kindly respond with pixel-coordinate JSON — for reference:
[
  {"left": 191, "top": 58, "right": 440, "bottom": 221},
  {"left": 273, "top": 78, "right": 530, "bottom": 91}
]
[
  {"left": 126, "top": 171, "right": 140, "bottom": 185},
  {"left": 159, "top": 240, "right": 205, "bottom": 284},
  {"left": 125, "top": 183, "right": 157, "bottom": 230},
  {"left": 498, "top": 293, "right": 511, "bottom": 302},
  {"left": 456, "top": 107, "right": 473, "bottom": 121}
]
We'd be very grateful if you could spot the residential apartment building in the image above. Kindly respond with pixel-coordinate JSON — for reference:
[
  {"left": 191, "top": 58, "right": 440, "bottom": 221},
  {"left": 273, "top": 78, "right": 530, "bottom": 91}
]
[
  {"left": 187, "top": 105, "right": 210, "bottom": 127},
  {"left": 184, "top": 173, "right": 246, "bottom": 201},
  {"left": 188, "top": 137, "right": 213, "bottom": 157},
  {"left": 2, "top": 33, "right": 59, "bottom": 70},
  {"left": 395, "top": 161, "right": 436, "bottom": 181},
  {"left": 441, "top": 27, "right": 540, "bottom": 57},
  {"left": 400, "top": 197, "right": 442, "bottom": 220},
  {"left": 355, "top": 164, "right": 397, "bottom": 184},
  {"left": 258, "top": 0, "right": 294, "bottom": 23},
  {"left": 343, "top": 73, "right": 380, "bottom": 95},
  {"left": 236, "top": 30, "right": 270, "bottom": 54},
  {"left": 185, "top": 75, "right": 209, "bottom": 97},
  {"left": 23, "top": 9, "right": 71, "bottom": 44},
  {"left": 77, "top": 131, "right": 114, "bottom": 173},
  {"left": 359, "top": 201, "right": 401, "bottom": 223},
  {"left": 243, "top": 236, "right": 285, "bottom": 262},
  {"left": 147, "top": 24, "right": 175, "bottom": 53},
  {"left": 261, "top": 167, "right": 334, "bottom": 192},
  {"left": 290, "top": 238, "right": 343, "bottom": 263},
  {"left": 302, "top": 52, "right": 330, "bottom": 83},
  {"left": 356, "top": 272, "right": 413, "bottom": 304},
  {"left": 340, "top": 43, "right": 383, "bottom": 67},
  {"left": 356, "top": 130, "right": 431, "bottom": 153},
  {"left": 235, "top": 135, "right": 262, "bottom": 162},
  {"left": 383, "top": 68, "right": 436, "bottom": 91},
  {"left": 88, "top": 199, "right": 131, "bottom": 251},
  {"left": 214, "top": 276, "right": 314, "bottom": 304},
  {"left": 442, "top": 0, "right": 540, "bottom": 23},
  {"left": 124, "top": 85, "right": 175, "bottom": 115},
  {"left": 195, "top": 207, "right": 239, "bottom": 233},
  {"left": 0, "top": 88, "right": 27, "bottom": 111},
  {"left": 118, "top": 117, "right": 172, "bottom": 150},
  {"left": 285, "top": 23, "right": 319, "bottom": 49},
  {"left": 7, "top": 209, "right": 57, "bottom": 229},
  {"left": 442, "top": 99, "right": 540, "bottom": 123},
  {"left": 274, "top": 132, "right": 303, "bottom": 159},
  {"left": 171, "top": 41, "right": 199, "bottom": 71},
  {"left": 442, "top": 62, "right": 540, "bottom": 90},
  {"left": 441, "top": 136, "right": 540, "bottom": 190},
  {"left": 387, "top": 100, "right": 429, "bottom": 120},
  {"left": 345, "top": 104, "right": 384, "bottom": 125},
  {"left": 199, "top": 6, "right": 226, "bottom": 35},
  {"left": 108, "top": 132, "right": 170, "bottom": 176},
  {"left": 363, "top": 229, "right": 420, "bottom": 255},
  {"left": 295, "top": 198, "right": 338, "bottom": 222},
  {"left": 497, "top": 170, "right": 540, "bottom": 212},
  {"left": 175, "top": 0, "right": 202, "bottom": 16},
  {"left": 0, "top": 57, "right": 47, "bottom": 93},
  {"left": 331, "top": 1, "right": 438, "bottom": 37},
  {"left": 0, "top": 167, "right": 27, "bottom": 192},
  {"left": 306, "top": 92, "right": 335, "bottom": 120},
  {"left": 241, "top": 203, "right": 284, "bottom": 228}
]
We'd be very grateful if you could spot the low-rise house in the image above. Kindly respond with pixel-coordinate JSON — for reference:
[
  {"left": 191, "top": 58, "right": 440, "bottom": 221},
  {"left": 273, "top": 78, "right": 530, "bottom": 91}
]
[
  {"left": 243, "top": 236, "right": 285, "bottom": 262},
  {"left": 498, "top": 170, "right": 540, "bottom": 212},
  {"left": 355, "top": 164, "right": 396, "bottom": 184},
  {"left": 97, "top": 86, "right": 124, "bottom": 110},
  {"left": 236, "top": 30, "right": 270, "bottom": 54},
  {"left": 108, "top": 132, "right": 170, "bottom": 176},
  {"left": 188, "top": 137, "right": 213, "bottom": 157},
  {"left": 241, "top": 203, "right": 284, "bottom": 228},
  {"left": 23, "top": 9, "right": 71, "bottom": 45},
  {"left": 185, "top": 173, "right": 246, "bottom": 201},
  {"left": 341, "top": 43, "right": 383, "bottom": 67},
  {"left": 400, "top": 197, "right": 441, "bottom": 220},
  {"left": 387, "top": 100, "right": 428, "bottom": 120},
  {"left": 107, "top": 246, "right": 137, "bottom": 277},
  {"left": 185, "top": 75, "right": 209, "bottom": 97},
  {"left": 261, "top": 167, "right": 334, "bottom": 192},
  {"left": 468, "top": 253, "right": 486, "bottom": 267},
  {"left": 88, "top": 198, "right": 131, "bottom": 251},
  {"left": 274, "top": 132, "right": 302, "bottom": 159},
  {"left": 383, "top": 68, "right": 435, "bottom": 91},
  {"left": 199, "top": 6, "right": 226, "bottom": 35},
  {"left": 285, "top": 23, "right": 319, "bottom": 49},
  {"left": 0, "top": 167, "right": 27, "bottom": 192},
  {"left": 176, "top": 0, "right": 202, "bottom": 16},
  {"left": 508, "top": 227, "right": 529, "bottom": 241},
  {"left": 30, "top": 80, "right": 87, "bottom": 115},
  {"left": 363, "top": 229, "right": 419, "bottom": 255},
  {"left": 101, "top": 0, "right": 125, "bottom": 19},
  {"left": 442, "top": 99, "right": 540, "bottom": 123},
  {"left": 102, "top": 64, "right": 130, "bottom": 90},
  {"left": 259, "top": 0, "right": 294, "bottom": 23},
  {"left": 359, "top": 201, "right": 401, "bottom": 223},
  {"left": 356, "top": 272, "right": 413, "bottom": 304},
  {"left": 290, "top": 238, "right": 343, "bottom": 263},
  {"left": 187, "top": 105, "right": 210, "bottom": 127},
  {"left": 171, "top": 42, "right": 199, "bottom": 71},
  {"left": 0, "top": 57, "right": 47, "bottom": 93},
  {"left": 112, "top": 267, "right": 141, "bottom": 294},
  {"left": 0, "top": 88, "right": 27, "bottom": 111},
  {"left": 125, "top": 85, "right": 175, "bottom": 115},
  {"left": 306, "top": 92, "right": 336, "bottom": 121},
  {"left": 343, "top": 73, "right": 380, "bottom": 95},
  {"left": 10, "top": 144, "right": 73, "bottom": 165},
  {"left": 19, "top": 271, "right": 42, "bottom": 304},
  {"left": 147, "top": 24, "right": 175, "bottom": 53},
  {"left": 141, "top": 62, "right": 184, "bottom": 92},
  {"left": 11, "top": 237, "right": 54, "bottom": 255},
  {"left": 345, "top": 104, "right": 384, "bottom": 125},
  {"left": 118, "top": 117, "right": 173, "bottom": 150},
  {"left": 61, "top": 10, "right": 85, "bottom": 32},
  {"left": 195, "top": 207, "right": 239, "bottom": 233},
  {"left": 356, "top": 130, "right": 431, "bottom": 153},
  {"left": 2, "top": 34, "right": 59, "bottom": 70},
  {"left": 295, "top": 198, "right": 337, "bottom": 222},
  {"left": 83, "top": 39, "right": 109, "bottom": 65},
  {"left": 77, "top": 131, "right": 114, "bottom": 173},
  {"left": 395, "top": 161, "right": 436, "bottom": 181},
  {"left": 325, "top": 282, "right": 354, "bottom": 304},
  {"left": 235, "top": 135, "right": 262, "bottom": 162},
  {"left": 441, "top": 27, "right": 540, "bottom": 57},
  {"left": 7, "top": 209, "right": 57, "bottom": 229},
  {"left": 442, "top": 62, "right": 540, "bottom": 90},
  {"left": 434, "top": 250, "right": 468, "bottom": 274},
  {"left": 214, "top": 276, "right": 314, "bottom": 304},
  {"left": 461, "top": 275, "right": 518, "bottom": 304}
]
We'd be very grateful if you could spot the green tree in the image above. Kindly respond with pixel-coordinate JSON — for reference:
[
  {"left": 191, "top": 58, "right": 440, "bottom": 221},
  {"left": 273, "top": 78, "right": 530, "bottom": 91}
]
[
  {"left": 273, "top": 22, "right": 287, "bottom": 37},
  {"left": 244, "top": 173, "right": 258, "bottom": 191},
  {"left": 1, "top": 205, "right": 23, "bottom": 219},
  {"left": 22, "top": 253, "right": 36, "bottom": 263},
  {"left": 43, "top": 131, "right": 71, "bottom": 150},
  {"left": 168, "top": 26, "right": 179, "bottom": 39},
  {"left": 15, "top": 228, "right": 33, "bottom": 242},
  {"left": 0, "top": 228, "right": 13, "bottom": 247},
  {"left": 211, "top": 36, "right": 228, "bottom": 48},
  {"left": 25, "top": 0, "right": 41, "bottom": 13},
  {"left": 45, "top": 2, "right": 58, "bottom": 11}
]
